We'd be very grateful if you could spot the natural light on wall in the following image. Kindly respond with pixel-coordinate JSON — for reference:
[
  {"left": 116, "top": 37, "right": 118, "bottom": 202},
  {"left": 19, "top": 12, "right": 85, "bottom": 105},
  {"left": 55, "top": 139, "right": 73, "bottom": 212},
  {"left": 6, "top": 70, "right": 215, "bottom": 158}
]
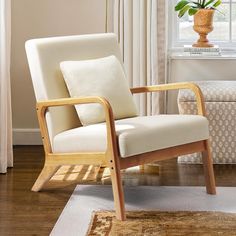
[{"left": 172, "top": 0, "right": 236, "bottom": 46}]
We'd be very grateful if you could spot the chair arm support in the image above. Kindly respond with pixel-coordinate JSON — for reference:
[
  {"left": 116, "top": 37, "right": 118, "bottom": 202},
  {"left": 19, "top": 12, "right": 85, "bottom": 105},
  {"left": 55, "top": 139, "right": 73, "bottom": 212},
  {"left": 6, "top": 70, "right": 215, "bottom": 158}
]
[
  {"left": 36, "top": 96, "right": 118, "bottom": 157},
  {"left": 130, "top": 82, "right": 206, "bottom": 116}
]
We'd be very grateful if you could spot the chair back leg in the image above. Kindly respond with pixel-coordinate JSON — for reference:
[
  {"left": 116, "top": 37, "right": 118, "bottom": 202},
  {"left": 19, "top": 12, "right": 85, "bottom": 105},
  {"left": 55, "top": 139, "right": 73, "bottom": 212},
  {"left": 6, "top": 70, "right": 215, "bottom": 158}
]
[
  {"left": 202, "top": 140, "right": 216, "bottom": 195},
  {"left": 32, "top": 163, "right": 60, "bottom": 192}
]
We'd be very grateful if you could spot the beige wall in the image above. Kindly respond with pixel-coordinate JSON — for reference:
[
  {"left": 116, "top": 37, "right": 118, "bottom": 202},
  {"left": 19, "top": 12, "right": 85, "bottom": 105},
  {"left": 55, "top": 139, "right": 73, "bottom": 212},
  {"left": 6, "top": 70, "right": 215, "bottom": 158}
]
[{"left": 11, "top": 0, "right": 106, "bottom": 131}]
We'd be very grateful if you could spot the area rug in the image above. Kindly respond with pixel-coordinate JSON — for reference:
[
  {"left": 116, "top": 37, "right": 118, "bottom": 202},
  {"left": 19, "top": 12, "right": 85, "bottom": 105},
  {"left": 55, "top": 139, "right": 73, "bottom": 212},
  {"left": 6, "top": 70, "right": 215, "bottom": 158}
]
[
  {"left": 51, "top": 186, "right": 236, "bottom": 236},
  {"left": 87, "top": 211, "right": 236, "bottom": 236}
]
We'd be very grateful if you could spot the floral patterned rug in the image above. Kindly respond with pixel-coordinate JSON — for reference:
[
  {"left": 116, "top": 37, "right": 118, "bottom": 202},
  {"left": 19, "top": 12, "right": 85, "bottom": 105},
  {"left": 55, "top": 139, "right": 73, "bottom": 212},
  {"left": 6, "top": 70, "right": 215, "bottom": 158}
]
[{"left": 87, "top": 211, "right": 236, "bottom": 236}]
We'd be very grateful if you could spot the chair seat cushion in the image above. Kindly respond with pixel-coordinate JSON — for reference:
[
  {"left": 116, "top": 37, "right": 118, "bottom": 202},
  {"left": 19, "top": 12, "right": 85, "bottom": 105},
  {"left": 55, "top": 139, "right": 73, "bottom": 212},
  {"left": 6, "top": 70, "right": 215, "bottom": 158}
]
[{"left": 53, "top": 115, "right": 209, "bottom": 158}]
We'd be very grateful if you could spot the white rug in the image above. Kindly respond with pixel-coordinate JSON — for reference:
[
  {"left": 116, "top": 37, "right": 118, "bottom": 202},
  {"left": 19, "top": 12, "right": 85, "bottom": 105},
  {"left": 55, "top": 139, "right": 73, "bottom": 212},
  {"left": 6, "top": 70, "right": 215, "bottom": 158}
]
[{"left": 51, "top": 185, "right": 236, "bottom": 236}]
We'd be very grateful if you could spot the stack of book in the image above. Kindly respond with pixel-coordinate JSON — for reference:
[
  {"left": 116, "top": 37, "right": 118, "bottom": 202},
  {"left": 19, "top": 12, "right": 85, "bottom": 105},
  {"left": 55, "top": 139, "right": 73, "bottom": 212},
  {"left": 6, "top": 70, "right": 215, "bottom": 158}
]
[{"left": 184, "top": 45, "right": 221, "bottom": 56}]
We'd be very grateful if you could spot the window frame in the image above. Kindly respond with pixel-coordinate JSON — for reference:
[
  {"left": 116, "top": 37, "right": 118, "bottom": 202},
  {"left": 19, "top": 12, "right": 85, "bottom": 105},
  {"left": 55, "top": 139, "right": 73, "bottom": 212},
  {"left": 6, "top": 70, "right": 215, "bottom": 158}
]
[{"left": 168, "top": 0, "right": 236, "bottom": 51}]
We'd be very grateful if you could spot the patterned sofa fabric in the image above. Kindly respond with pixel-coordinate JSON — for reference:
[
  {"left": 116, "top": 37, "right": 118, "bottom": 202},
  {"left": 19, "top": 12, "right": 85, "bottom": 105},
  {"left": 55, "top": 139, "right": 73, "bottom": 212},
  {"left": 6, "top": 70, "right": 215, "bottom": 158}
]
[{"left": 178, "top": 81, "right": 236, "bottom": 164}]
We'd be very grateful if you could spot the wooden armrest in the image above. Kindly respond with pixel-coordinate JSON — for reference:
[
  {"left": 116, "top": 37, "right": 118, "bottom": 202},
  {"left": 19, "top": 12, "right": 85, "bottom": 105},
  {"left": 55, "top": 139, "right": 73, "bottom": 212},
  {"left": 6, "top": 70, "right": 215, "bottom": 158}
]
[
  {"left": 36, "top": 96, "right": 117, "bottom": 155},
  {"left": 37, "top": 96, "right": 112, "bottom": 111},
  {"left": 130, "top": 82, "right": 206, "bottom": 116}
]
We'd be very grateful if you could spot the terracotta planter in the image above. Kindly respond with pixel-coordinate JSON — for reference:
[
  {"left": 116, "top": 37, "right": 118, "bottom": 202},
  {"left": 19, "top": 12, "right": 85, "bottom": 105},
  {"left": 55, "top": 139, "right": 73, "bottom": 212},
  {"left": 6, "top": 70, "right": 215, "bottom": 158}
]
[{"left": 192, "top": 9, "right": 215, "bottom": 48}]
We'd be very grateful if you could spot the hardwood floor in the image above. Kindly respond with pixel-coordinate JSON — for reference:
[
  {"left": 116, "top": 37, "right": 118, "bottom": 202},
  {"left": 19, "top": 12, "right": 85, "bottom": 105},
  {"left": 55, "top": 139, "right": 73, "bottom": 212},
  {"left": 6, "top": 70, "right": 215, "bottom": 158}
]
[{"left": 1, "top": 145, "right": 236, "bottom": 235}]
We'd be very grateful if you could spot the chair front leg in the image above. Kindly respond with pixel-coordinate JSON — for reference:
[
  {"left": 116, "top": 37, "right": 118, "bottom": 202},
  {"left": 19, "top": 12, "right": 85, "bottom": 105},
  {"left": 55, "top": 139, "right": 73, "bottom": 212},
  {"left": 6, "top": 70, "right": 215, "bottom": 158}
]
[
  {"left": 109, "top": 154, "right": 126, "bottom": 221},
  {"left": 202, "top": 140, "right": 216, "bottom": 195}
]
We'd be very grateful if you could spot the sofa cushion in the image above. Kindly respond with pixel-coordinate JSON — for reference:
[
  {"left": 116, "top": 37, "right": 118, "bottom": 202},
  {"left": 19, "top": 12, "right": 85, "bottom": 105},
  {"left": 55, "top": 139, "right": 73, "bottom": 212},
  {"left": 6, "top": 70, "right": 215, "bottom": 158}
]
[
  {"left": 60, "top": 55, "right": 138, "bottom": 126},
  {"left": 53, "top": 115, "right": 209, "bottom": 158},
  {"left": 178, "top": 81, "right": 236, "bottom": 102}
]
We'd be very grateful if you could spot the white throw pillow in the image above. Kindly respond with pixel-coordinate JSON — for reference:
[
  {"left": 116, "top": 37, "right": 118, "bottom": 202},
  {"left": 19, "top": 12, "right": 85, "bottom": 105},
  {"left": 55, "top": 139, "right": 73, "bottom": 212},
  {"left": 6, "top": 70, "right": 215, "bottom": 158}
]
[{"left": 60, "top": 55, "right": 138, "bottom": 125}]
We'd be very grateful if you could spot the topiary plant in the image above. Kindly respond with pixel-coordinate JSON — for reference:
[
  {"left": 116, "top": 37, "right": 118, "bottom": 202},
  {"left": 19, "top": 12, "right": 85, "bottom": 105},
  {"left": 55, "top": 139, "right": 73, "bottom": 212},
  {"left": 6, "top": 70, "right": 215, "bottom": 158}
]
[{"left": 175, "top": 0, "right": 222, "bottom": 18}]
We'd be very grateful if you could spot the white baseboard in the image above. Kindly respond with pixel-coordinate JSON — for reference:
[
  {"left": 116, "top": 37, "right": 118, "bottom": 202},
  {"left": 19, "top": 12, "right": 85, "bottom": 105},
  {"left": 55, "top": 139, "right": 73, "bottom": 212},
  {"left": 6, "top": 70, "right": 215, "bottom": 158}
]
[{"left": 13, "top": 129, "right": 42, "bottom": 145}]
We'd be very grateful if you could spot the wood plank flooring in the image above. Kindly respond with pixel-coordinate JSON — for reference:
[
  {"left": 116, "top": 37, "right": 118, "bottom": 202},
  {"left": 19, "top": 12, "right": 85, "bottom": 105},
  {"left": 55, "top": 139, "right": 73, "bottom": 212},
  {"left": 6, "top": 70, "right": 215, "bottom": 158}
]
[{"left": 0, "top": 145, "right": 236, "bottom": 235}]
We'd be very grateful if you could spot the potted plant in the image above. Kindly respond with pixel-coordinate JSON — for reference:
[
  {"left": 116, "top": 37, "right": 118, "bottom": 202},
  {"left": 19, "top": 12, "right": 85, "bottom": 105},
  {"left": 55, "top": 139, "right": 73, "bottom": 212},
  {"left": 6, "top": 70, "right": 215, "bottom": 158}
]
[{"left": 175, "top": 0, "right": 222, "bottom": 47}]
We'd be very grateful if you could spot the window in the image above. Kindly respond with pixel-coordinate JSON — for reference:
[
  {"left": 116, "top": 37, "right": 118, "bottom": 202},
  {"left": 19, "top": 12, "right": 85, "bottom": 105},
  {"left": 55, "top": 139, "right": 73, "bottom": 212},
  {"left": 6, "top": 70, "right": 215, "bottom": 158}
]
[{"left": 169, "top": 0, "right": 236, "bottom": 49}]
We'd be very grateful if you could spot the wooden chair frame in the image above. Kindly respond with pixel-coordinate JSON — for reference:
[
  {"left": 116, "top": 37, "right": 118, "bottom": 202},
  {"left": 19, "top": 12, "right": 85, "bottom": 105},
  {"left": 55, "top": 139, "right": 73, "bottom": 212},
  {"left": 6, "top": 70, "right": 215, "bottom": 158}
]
[{"left": 32, "top": 82, "right": 216, "bottom": 221}]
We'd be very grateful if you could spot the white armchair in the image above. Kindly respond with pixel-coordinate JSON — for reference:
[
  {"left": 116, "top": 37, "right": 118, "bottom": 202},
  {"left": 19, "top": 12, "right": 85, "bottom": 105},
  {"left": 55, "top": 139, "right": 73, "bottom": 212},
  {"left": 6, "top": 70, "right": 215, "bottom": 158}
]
[{"left": 25, "top": 33, "right": 216, "bottom": 221}]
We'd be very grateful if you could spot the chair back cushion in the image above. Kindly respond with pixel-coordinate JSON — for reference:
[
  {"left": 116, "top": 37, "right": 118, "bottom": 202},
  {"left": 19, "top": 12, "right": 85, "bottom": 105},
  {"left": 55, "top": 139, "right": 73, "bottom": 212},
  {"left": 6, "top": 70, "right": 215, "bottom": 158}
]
[
  {"left": 60, "top": 55, "right": 137, "bottom": 126},
  {"left": 25, "top": 33, "right": 123, "bottom": 145}
]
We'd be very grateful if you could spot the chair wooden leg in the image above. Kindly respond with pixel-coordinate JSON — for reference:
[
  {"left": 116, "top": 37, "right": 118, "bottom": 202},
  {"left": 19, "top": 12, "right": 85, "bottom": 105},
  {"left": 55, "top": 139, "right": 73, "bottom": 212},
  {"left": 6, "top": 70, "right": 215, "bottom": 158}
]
[
  {"left": 202, "top": 140, "right": 216, "bottom": 195},
  {"left": 139, "top": 165, "right": 145, "bottom": 172},
  {"left": 31, "top": 164, "right": 60, "bottom": 192},
  {"left": 110, "top": 166, "right": 126, "bottom": 221}
]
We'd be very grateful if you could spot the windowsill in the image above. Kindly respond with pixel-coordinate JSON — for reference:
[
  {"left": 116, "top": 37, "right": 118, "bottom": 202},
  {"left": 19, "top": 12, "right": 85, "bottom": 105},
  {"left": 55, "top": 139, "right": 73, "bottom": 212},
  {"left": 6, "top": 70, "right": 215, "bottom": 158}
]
[
  {"left": 169, "top": 47, "right": 236, "bottom": 60},
  {"left": 169, "top": 52, "right": 236, "bottom": 60}
]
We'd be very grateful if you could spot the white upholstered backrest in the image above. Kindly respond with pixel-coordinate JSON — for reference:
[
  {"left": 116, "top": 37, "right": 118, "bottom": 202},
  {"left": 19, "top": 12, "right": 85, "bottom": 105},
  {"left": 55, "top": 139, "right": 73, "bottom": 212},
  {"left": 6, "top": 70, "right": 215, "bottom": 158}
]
[{"left": 25, "top": 33, "right": 123, "bottom": 145}]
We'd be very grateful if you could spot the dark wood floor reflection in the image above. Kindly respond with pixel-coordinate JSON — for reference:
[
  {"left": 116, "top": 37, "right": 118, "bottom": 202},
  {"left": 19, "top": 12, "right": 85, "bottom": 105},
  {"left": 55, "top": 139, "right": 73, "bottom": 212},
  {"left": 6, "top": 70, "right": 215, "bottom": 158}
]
[{"left": 0, "top": 145, "right": 236, "bottom": 235}]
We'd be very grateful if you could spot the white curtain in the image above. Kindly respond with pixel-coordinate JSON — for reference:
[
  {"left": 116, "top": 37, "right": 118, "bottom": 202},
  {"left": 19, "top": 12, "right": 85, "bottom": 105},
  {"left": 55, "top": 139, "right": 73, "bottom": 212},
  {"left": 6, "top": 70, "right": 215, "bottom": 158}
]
[
  {"left": 110, "top": 0, "right": 167, "bottom": 115},
  {"left": 0, "top": 0, "right": 13, "bottom": 173}
]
